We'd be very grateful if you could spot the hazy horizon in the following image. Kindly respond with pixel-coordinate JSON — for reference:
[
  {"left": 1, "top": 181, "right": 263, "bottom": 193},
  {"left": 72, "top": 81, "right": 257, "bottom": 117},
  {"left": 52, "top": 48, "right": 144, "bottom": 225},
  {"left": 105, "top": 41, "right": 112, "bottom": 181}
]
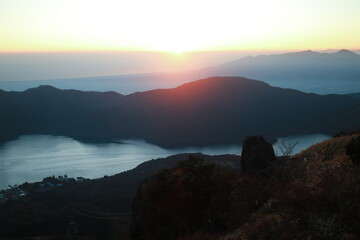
[
  {"left": 0, "top": 50, "right": 301, "bottom": 82},
  {"left": 1, "top": 49, "right": 360, "bottom": 82}
]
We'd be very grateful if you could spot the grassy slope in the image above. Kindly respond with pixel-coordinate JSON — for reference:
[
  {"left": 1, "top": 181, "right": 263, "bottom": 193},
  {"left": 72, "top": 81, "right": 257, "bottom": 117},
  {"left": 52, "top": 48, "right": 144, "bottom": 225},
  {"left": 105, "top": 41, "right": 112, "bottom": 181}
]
[
  {"left": 132, "top": 134, "right": 360, "bottom": 240},
  {"left": 220, "top": 134, "right": 360, "bottom": 240}
]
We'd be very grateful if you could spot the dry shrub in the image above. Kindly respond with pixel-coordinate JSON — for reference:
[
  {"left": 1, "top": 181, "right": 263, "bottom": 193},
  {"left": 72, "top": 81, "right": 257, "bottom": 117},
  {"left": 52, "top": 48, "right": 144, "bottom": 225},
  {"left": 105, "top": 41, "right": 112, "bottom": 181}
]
[
  {"left": 221, "top": 214, "right": 298, "bottom": 240},
  {"left": 179, "top": 231, "right": 219, "bottom": 240}
]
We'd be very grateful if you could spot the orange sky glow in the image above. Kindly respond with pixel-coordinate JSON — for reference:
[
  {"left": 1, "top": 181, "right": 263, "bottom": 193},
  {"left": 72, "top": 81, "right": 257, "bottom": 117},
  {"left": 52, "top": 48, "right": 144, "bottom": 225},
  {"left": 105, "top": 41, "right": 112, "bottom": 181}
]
[{"left": 0, "top": 0, "right": 359, "bottom": 53}]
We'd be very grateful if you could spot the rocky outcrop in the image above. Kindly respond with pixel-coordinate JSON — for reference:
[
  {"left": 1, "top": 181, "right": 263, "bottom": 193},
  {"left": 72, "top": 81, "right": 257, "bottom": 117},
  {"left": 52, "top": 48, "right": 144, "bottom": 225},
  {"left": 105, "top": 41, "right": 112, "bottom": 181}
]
[{"left": 241, "top": 136, "right": 276, "bottom": 172}]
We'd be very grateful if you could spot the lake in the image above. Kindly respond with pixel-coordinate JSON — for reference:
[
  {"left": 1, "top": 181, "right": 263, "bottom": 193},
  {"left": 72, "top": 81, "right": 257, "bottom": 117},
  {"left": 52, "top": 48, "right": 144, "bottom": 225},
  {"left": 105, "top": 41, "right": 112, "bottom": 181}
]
[{"left": 0, "top": 134, "right": 330, "bottom": 189}]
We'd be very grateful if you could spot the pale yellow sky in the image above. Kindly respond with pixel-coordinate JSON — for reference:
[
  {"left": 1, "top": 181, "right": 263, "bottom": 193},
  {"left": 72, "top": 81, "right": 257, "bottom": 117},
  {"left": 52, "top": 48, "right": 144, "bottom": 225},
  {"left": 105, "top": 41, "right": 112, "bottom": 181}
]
[{"left": 0, "top": 0, "right": 359, "bottom": 53}]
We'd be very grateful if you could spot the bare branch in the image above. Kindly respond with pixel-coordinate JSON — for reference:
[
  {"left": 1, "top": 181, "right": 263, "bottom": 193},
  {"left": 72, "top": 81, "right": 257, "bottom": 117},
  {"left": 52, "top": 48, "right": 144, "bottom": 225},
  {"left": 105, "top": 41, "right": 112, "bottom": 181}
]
[{"left": 277, "top": 140, "right": 298, "bottom": 157}]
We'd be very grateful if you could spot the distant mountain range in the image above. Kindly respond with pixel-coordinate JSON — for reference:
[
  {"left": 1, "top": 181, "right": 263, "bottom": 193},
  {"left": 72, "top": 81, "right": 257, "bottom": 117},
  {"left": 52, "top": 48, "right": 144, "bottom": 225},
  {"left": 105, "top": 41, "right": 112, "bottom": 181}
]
[
  {"left": 0, "top": 49, "right": 359, "bottom": 94},
  {"left": 1, "top": 77, "right": 359, "bottom": 147},
  {"left": 203, "top": 49, "right": 360, "bottom": 94}
]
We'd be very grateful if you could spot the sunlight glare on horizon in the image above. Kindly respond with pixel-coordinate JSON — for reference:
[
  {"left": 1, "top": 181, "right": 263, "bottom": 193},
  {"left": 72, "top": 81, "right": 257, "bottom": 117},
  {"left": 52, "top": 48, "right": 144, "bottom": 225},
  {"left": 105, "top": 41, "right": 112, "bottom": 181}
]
[{"left": 0, "top": 0, "right": 359, "bottom": 52}]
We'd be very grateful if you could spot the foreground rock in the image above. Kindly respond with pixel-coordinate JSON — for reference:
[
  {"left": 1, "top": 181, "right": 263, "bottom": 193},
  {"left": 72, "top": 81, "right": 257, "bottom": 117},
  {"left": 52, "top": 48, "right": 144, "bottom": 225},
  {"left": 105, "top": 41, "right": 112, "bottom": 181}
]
[{"left": 241, "top": 135, "right": 276, "bottom": 172}]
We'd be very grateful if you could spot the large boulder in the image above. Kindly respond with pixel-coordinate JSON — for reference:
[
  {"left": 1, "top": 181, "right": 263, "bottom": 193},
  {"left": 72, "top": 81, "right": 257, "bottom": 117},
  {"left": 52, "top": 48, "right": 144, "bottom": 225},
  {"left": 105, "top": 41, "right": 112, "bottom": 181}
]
[{"left": 241, "top": 136, "right": 276, "bottom": 172}]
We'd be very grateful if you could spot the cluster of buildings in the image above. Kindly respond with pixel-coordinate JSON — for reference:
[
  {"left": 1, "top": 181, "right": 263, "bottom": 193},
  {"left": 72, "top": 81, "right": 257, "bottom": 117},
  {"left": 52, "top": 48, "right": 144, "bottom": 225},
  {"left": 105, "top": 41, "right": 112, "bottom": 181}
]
[
  {"left": 0, "top": 185, "right": 27, "bottom": 203},
  {"left": 0, "top": 175, "right": 89, "bottom": 205}
]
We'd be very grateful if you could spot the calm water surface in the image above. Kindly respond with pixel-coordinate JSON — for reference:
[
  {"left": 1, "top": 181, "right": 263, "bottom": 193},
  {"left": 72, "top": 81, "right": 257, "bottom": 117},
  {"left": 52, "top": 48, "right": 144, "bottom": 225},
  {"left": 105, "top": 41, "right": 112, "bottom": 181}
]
[{"left": 0, "top": 134, "right": 330, "bottom": 189}]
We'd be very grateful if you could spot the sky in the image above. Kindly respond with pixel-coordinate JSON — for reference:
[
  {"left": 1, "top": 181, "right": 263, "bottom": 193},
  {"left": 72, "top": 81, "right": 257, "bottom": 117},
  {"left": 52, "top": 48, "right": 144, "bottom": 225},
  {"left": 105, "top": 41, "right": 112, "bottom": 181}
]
[
  {"left": 0, "top": 0, "right": 359, "bottom": 82},
  {"left": 1, "top": 0, "right": 360, "bottom": 53}
]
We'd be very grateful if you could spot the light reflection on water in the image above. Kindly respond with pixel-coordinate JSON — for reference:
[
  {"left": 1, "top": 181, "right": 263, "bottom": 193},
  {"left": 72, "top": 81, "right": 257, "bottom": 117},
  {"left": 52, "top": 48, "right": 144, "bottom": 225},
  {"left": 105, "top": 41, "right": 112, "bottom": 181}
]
[{"left": 0, "top": 134, "right": 330, "bottom": 189}]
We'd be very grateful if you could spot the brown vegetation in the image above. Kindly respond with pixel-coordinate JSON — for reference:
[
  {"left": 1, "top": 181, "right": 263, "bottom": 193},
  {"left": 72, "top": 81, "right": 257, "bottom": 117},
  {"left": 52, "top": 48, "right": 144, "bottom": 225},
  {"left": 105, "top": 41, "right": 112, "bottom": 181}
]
[{"left": 132, "top": 134, "right": 360, "bottom": 240}]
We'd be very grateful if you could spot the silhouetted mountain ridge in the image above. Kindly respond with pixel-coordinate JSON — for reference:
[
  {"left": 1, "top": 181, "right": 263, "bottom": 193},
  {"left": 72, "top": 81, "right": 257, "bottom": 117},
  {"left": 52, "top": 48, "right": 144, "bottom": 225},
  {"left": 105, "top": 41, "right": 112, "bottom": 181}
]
[
  {"left": 335, "top": 49, "right": 359, "bottom": 56},
  {"left": 1, "top": 77, "right": 359, "bottom": 147}
]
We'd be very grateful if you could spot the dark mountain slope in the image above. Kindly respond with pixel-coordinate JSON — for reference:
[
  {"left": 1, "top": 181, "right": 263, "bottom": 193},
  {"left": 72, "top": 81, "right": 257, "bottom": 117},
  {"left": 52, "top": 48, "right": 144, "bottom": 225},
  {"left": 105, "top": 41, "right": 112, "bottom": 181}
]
[
  {"left": 115, "top": 77, "right": 360, "bottom": 146},
  {"left": 348, "top": 92, "right": 360, "bottom": 100},
  {"left": 0, "top": 86, "right": 125, "bottom": 142},
  {"left": 1, "top": 77, "right": 360, "bottom": 147}
]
